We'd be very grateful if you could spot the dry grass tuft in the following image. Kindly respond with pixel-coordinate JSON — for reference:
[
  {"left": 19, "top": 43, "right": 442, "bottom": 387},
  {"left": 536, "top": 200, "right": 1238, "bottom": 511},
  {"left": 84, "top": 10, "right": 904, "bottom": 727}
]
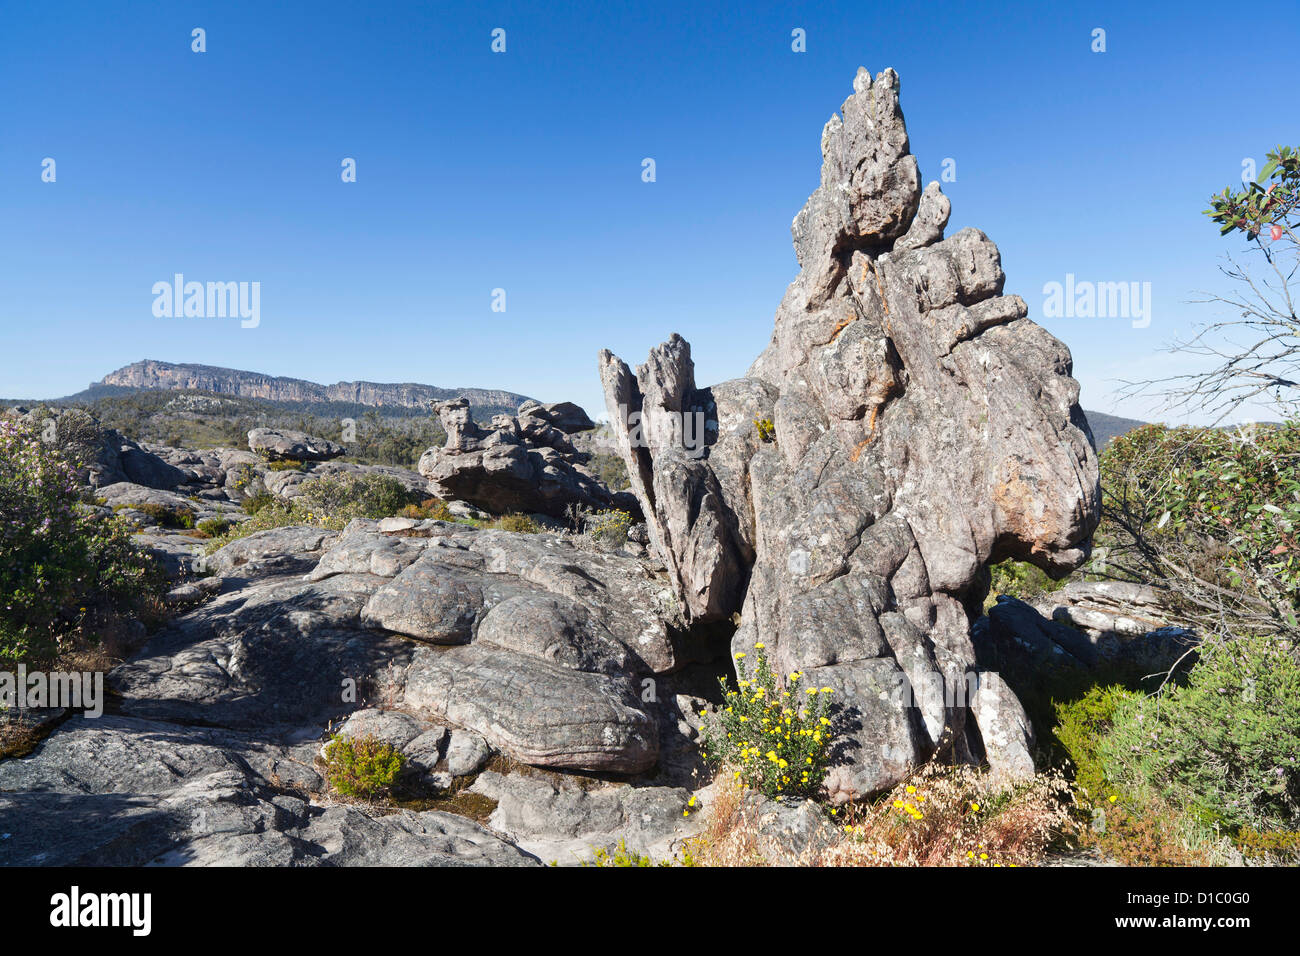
[{"left": 685, "top": 762, "right": 1077, "bottom": 867}]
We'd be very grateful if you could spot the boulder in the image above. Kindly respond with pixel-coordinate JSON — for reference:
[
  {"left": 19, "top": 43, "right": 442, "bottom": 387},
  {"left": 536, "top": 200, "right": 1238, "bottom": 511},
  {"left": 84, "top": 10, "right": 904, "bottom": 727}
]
[
  {"left": 247, "top": 427, "right": 345, "bottom": 462},
  {"left": 597, "top": 68, "right": 1101, "bottom": 801}
]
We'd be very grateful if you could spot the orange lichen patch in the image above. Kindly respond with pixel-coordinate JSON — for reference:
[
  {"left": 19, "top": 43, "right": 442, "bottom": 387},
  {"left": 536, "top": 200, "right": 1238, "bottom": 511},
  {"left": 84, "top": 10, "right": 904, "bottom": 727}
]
[
  {"left": 822, "top": 312, "right": 857, "bottom": 346},
  {"left": 850, "top": 405, "right": 883, "bottom": 462},
  {"left": 992, "top": 472, "right": 1054, "bottom": 547}
]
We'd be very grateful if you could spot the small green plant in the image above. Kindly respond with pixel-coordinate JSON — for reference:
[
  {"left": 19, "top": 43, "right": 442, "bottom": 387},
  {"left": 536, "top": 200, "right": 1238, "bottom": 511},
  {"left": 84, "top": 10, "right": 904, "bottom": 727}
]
[
  {"left": 193, "top": 517, "right": 232, "bottom": 539},
  {"left": 265, "top": 458, "right": 307, "bottom": 472},
  {"left": 585, "top": 838, "right": 666, "bottom": 867},
  {"left": 241, "top": 491, "right": 275, "bottom": 515},
  {"left": 702, "top": 646, "right": 834, "bottom": 800},
  {"left": 323, "top": 734, "right": 405, "bottom": 799},
  {"left": 754, "top": 417, "right": 776, "bottom": 443},
  {"left": 1052, "top": 684, "right": 1139, "bottom": 805},
  {"left": 120, "top": 502, "right": 196, "bottom": 529},
  {"left": 987, "top": 559, "right": 1055, "bottom": 605},
  {"left": 489, "top": 513, "right": 540, "bottom": 534}
]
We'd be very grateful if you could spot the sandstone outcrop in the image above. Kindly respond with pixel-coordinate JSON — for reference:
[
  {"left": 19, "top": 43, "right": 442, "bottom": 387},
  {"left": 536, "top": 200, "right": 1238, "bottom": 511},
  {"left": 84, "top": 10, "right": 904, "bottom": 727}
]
[
  {"left": 418, "top": 398, "right": 638, "bottom": 518},
  {"left": 598, "top": 68, "right": 1101, "bottom": 800}
]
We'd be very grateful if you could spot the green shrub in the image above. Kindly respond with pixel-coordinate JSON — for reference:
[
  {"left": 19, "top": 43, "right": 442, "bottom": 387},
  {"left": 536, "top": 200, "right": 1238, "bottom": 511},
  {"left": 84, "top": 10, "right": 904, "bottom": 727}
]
[
  {"left": 265, "top": 458, "right": 306, "bottom": 472},
  {"left": 489, "top": 513, "right": 540, "bottom": 534},
  {"left": 1099, "top": 419, "right": 1300, "bottom": 616},
  {"left": 122, "top": 501, "right": 196, "bottom": 529},
  {"left": 584, "top": 838, "right": 678, "bottom": 867},
  {"left": 1053, "top": 685, "right": 1140, "bottom": 805},
  {"left": 589, "top": 452, "right": 630, "bottom": 492},
  {"left": 193, "top": 517, "right": 231, "bottom": 539},
  {"left": 0, "top": 419, "right": 166, "bottom": 665},
  {"left": 1101, "top": 633, "right": 1300, "bottom": 831},
  {"left": 323, "top": 734, "right": 404, "bottom": 798},
  {"left": 987, "top": 559, "right": 1055, "bottom": 604},
  {"left": 240, "top": 491, "right": 275, "bottom": 515},
  {"left": 296, "top": 473, "right": 414, "bottom": 523},
  {"left": 701, "top": 646, "right": 835, "bottom": 800},
  {"left": 754, "top": 417, "right": 776, "bottom": 443},
  {"left": 205, "top": 474, "right": 418, "bottom": 553}
]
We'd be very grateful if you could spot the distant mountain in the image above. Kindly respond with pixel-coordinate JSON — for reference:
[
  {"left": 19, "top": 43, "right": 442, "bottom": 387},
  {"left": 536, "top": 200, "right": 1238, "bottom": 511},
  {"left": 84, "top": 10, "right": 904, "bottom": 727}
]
[
  {"left": 97, "top": 360, "right": 531, "bottom": 414},
  {"left": 1082, "top": 409, "right": 1148, "bottom": 448}
]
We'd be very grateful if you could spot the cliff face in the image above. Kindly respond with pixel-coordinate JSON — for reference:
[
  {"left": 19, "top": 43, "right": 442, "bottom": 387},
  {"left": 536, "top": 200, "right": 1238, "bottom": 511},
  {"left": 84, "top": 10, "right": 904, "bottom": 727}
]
[{"left": 101, "top": 360, "right": 530, "bottom": 411}]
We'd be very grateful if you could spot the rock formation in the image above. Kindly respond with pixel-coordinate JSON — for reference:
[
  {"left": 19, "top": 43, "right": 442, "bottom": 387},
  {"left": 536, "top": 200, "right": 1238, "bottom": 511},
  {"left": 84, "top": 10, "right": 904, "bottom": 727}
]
[
  {"left": 418, "top": 398, "right": 638, "bottom": 519},
  {"left": 247, "top": 426, "right": 345, "bottom": 462},
  {"left": 599, "top": 68, "right": 1101, "bottom": 800}
]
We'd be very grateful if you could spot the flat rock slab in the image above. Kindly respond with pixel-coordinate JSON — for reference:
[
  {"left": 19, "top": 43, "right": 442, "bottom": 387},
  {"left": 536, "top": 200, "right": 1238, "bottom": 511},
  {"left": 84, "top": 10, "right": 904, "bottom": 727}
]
[
  {"left": 402, "top": 644, "right": 658, "bottom": 774},
  {"left": 112, "top": 572, "right": 413, "bottom": 731},
  {"left": 471, "top": 770, "right": 697, "bottom": 864}
]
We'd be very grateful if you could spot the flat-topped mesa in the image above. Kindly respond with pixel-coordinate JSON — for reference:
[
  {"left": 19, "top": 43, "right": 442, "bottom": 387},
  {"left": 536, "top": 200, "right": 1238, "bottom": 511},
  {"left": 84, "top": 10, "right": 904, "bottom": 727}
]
[{"left": 599, "top": 67, "right": 1101, "bottom": 801}]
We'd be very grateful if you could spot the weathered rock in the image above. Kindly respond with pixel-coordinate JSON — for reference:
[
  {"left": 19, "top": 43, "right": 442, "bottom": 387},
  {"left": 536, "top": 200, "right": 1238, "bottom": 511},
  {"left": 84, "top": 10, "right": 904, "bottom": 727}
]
[
  {"left": 470, "top": 770, "right": 696, "bottom": 863},
  {"left": 980, "top": 593, "right": 1196, "bottom": 679},
  {"left": 111, "top": 572, "right": 412, "bottom": 731},
  {"left": 599, "top": 68, "right": 1101, "bottom": 800},
  {"left": 445, "top": 729, "right": 492, "bottom": 777},
  {"left": 196, "top": 525, "right": 339, "bottom": 579},
  {"left": 402, "top": 645, "right": 658, "bottom": 773},
  {"left": 418, "top": 398, "right": 637, "bottom": 519},
  {"left": 247, "top": 427, "right": 345, "bottom": 462},
  {"left": 0, "top": 716, "right": 536, "bottom": 866}
]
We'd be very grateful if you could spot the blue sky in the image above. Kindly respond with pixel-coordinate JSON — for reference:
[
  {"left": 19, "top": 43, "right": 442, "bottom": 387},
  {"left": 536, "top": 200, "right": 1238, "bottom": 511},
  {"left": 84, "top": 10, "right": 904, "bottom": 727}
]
[{"left": 1, "top": 0, "right": 1295, "bottom": 423}]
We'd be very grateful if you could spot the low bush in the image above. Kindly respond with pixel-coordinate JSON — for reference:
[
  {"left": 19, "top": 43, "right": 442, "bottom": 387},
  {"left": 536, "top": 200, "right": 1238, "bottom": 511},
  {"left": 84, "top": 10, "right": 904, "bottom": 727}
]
[
  {"left": 1052, "top": 684, "right": 1140, "bottom": 805},
  {"left": 0, "top": 419, "right": 166, "bottom": 666},
  {"left": 1100, "top": 632, "right": 1300, "bottom": 831},
  {"left": 488, "top": 513, "right": 540, "bottom": 534},
  {"left": 323, "top": 734, "right": 404, "bottom": 799},
  {"left": 264, "top": 458, "right": 306, "bottom": 472},
  {"left": 296, "top": 473, "right": 413, "bottom": 523},
  {"left": 205, "top": 473, "right": 418, "bottom": 552},
  {"left": 398, "top": 498, "right": 455, "bottom": 522},
  {"left": 193, "top": 517, "right": 231, "bottom": 539},
  {"left": 240, "top": 491, "right": 276, "bottom": 515},
  {"left": 122, "top": 502, "right": 195, "bottom": 529}
]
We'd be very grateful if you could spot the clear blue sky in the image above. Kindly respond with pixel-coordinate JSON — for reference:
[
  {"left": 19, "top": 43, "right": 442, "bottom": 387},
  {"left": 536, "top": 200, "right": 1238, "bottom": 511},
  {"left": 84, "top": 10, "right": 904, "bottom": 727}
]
[{"left": 1, "top": 0, "right": 1295, "bottom": 423}]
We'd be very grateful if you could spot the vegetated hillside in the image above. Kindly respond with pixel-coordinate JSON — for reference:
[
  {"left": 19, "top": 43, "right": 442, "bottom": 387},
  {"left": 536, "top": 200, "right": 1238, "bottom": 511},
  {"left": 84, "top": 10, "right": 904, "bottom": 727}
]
[
  {"left": 8, "top": 389, "right": 447, "bottom": 468},
  {"left": 1082, "top": 409, "right": 1147, "bottom": 448}
]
